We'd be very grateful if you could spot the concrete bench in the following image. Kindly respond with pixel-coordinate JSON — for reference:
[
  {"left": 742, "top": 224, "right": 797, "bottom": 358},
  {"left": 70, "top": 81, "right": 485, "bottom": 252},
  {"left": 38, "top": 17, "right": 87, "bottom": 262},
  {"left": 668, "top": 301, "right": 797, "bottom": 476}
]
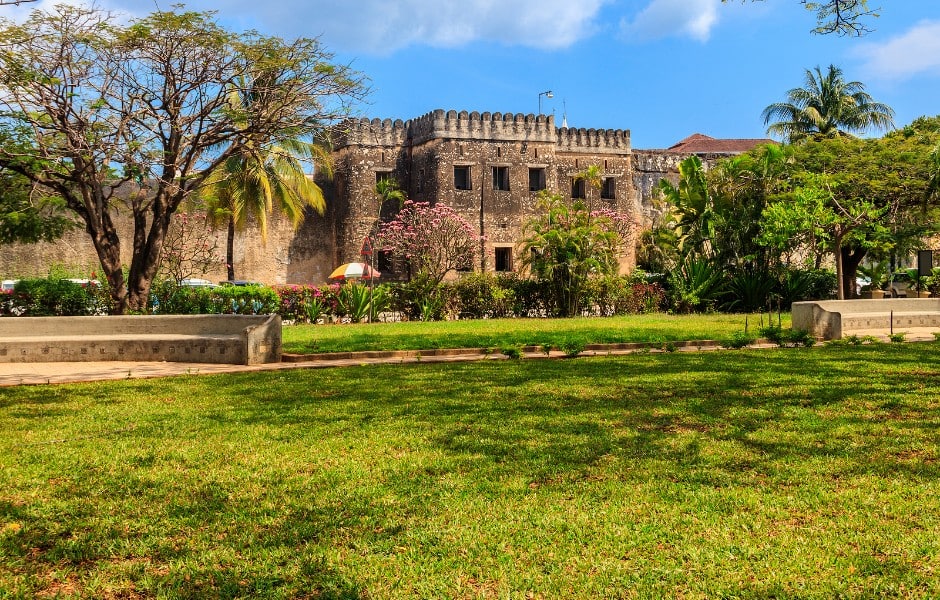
[
  {"left": 792, "top": 299, "right": 940, "bottom": 340},
  {"left": 0, "top": 314, "right": 281, "bottom": 365}
]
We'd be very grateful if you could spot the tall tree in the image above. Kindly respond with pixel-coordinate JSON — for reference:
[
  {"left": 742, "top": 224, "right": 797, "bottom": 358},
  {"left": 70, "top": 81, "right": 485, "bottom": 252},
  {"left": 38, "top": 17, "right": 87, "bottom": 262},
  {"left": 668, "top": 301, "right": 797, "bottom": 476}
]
[
  {"left": 0, "top": 5, "right": 365, "bottom": 312},
  {"left": 205, "top": 136, "right": 331, "bottom": 282},
  {"left": 762, "top": 65, "right": 894, "bottom": 142}
]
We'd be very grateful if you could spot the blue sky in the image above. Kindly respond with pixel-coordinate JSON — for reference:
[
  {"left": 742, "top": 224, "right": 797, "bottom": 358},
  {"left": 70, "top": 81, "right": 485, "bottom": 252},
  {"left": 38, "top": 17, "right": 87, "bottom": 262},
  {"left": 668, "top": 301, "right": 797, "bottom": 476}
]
[{"left": 15, "top": 1, "right": 940, "bottom": 149}]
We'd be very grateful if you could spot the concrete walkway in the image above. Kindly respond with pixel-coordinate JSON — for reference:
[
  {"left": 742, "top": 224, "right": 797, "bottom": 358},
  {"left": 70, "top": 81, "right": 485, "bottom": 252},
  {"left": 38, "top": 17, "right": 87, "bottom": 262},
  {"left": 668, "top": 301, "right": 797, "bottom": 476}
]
[{"left": 0, "top": 330, "right": 934, "bottom": 387}]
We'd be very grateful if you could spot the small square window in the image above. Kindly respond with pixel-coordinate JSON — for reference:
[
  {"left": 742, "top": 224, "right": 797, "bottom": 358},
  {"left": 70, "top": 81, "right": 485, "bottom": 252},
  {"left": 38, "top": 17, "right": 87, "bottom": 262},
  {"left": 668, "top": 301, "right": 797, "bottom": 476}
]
[
  {"left": 601, "top": 177, "right": 616, "bottom": 200},
  {"left": 454, "top": 165, "right": 472, "bottom": 190},
  {"left": 492, "top": 166, "right": 509, "bottom": 191},
  {"left": 375, "top": 171, "right": 393, "bottom": 184},
  {"left": 528, "top": 168, "right": 546, "bottom": 192},
  {"left": 571, "top": 178, "right": 586, "bottom": 199},
  {"left": 495, "top": 247, "right": 513, "bottom": 272}
]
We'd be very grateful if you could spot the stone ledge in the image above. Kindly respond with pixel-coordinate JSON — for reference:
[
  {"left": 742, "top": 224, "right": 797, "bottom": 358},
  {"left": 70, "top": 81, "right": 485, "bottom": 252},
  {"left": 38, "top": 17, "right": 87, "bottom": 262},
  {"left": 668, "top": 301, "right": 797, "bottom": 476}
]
[{"left": 0, "top": 315, "right": 281, "bottom": 365}]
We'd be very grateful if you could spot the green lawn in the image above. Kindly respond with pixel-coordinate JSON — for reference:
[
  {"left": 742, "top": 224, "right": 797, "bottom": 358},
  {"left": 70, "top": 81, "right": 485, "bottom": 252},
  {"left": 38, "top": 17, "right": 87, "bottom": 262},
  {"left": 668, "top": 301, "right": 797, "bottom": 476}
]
[
  {"left": 2, "top": 343, "right": 939, "bottom": 598},
  {"left": 282, "top": 313, "right": 790, "bottom": 354}
]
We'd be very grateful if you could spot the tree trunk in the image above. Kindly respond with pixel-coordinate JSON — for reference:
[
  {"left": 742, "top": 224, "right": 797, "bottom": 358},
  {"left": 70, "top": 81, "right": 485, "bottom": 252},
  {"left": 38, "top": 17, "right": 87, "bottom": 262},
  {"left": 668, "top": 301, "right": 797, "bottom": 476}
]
[
  {"left": 834, "top": 234, "right": 845, "bottom": 300},
  {"left": 841, "top": 246, "right": 867, "bottom": 300},
  {"left": 227, "top": 216, "right": 236, "bottom": 281}
]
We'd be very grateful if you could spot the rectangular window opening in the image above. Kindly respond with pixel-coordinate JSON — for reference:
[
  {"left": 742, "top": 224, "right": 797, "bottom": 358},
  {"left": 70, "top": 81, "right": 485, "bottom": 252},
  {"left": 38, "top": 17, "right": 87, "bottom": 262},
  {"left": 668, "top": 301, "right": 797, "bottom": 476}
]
[
  {"left": 495, "top": 247, "right": 513, "bottom": 272},
  {"left": 375, "top": 171, "right": 393, "bottom": 185},
  {"left": 601, "top": 177, "right": 616, "bottom": 200},
  {"left": 492, "top": 166, "right": 509, "bottom": 191},
  {"left": 571, "top": 178, "right": 586, "bottom": 199},
  {"left": 454, "top": 165, "right": 472, "bottom": 191},
  {"left": 528, "top": 168, "right": 546, "bottom": 192}
]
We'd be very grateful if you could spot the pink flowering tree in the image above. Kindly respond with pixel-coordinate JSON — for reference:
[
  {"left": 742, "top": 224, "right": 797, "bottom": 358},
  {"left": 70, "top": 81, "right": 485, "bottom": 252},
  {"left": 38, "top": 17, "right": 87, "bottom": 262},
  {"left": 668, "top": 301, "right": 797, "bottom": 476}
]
[
  {"left": 591, "top": 206, "right": 638, "bottom": 256},
  {"left": 377, "top": 200, "right": 482, "bottom": 289}
]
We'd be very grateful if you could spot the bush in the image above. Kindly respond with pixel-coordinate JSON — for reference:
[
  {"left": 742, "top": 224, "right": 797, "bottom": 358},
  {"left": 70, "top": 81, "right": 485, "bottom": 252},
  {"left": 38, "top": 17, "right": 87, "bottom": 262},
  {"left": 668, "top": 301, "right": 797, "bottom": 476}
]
[
  {"left": 450, "top": 272, "right": 515, "bottom": 319},
  {"left": 273, "top": 285, "right": 340, "bottom": 323},
  {"left": 759, "top": 325, "right": 816, "bottom": 348},
  {"left": 721, "top": 330, "right": 757, "bottom": 349},
  {"left": 153, "top": 282, "right": 279, "bottom": 316},
  {"left": 7, "top": 278, "right": 95, "bottom": 316}
]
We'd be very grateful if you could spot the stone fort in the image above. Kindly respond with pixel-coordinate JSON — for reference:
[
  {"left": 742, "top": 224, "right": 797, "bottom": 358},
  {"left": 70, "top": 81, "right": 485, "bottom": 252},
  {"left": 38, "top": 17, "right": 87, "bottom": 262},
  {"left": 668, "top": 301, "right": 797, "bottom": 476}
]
[{"left": 0, "top": 109, "right": 768, "bottom": 284}]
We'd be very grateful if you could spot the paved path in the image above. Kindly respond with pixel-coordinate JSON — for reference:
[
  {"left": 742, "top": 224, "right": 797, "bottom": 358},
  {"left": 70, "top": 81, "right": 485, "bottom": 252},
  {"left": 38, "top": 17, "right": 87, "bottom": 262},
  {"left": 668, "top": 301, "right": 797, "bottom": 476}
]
[{"left": 0, "top": 329, "right": 934, "bottom": 387}]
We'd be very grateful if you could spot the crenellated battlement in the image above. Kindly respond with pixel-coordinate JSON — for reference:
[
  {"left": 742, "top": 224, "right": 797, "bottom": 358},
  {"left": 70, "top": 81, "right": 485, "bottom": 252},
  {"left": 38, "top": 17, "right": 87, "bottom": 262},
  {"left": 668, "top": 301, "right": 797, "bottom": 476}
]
[
  {"left": 407, "top": 109, "right": 559, "bottom": 145},
  {"left": 331, "top": 117, "right": 409, "bottom": 148},
  {"left": 333, "top": 109, "right": 631, "bottom": 154},
  {"left": 556, "top": 126, "right": 631, "bottom": 155}
]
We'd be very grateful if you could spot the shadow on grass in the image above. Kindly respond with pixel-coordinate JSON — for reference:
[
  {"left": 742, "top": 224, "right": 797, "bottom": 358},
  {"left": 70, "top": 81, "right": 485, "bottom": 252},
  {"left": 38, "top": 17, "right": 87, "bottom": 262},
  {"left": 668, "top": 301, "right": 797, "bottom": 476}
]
[{"left": 2, "top": 343, "right": 939, "bottom": 596}]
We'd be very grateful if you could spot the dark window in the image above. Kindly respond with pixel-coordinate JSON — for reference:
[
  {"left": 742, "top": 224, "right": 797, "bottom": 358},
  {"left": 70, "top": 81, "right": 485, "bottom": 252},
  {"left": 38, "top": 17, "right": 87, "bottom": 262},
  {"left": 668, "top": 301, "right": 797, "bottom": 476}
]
[
  {"left": 528, "top": 168, "right": 546, "bottom": 192},
  {"left": 495, "top": 247, "right": 513, "bottom": 272},
  {"left": 492, "top": 166, "right": 509, "bottom": 191},
  {"left": 375, "top": 171, "right": 393, "bottom": 184},
  {"left": 454, "top": 165, "right": 472, "bottom": 190},
  {"left": 571, "top": 178, "right": 586, "bottom": 199},
  {"left": 377, "top": 250, "right": 393, "bottom": 274},
  {"left": 601, "top": 177, "right": 616, "bottom": 200}
]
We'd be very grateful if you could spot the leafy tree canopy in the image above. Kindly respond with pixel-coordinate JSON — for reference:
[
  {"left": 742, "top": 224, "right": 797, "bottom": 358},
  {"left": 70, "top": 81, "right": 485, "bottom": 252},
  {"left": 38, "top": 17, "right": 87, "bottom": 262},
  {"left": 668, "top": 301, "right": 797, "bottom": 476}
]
[{"left": 0, "top": 5, "right": 366, "bottom": 313}]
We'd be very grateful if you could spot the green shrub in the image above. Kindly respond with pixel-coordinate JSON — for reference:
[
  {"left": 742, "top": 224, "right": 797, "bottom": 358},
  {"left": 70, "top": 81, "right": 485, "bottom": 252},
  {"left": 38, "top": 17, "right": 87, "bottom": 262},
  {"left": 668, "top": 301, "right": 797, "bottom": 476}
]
[
  {"left": 559, "top": 339, "right": 585, "bottom": 357},
  {"left": 758, "top": 324, "right": 784, "bottom": 345},
  {"left": 152, "top": 282, "right": 279, "bottom": 316},
  {"left": 721, "top": 330, "right": 756, "bottom": 349},
  {"left": 451, "top": 272, "right": 507, "bottom": 319},
  {"left": 725, "top": 270, "right": 776, "bottom": 313},
  {"left": 889, "top": 332, "right": 907, "bottom": 343},
  {"left": 668, "top": 258, "right": 726, "bottom": 313},
  {"left": 337, "top": 283, "right": 373, "bottom": 323},
  {"left": 8, "top": 278, "right": 95, "bottom": 316}
]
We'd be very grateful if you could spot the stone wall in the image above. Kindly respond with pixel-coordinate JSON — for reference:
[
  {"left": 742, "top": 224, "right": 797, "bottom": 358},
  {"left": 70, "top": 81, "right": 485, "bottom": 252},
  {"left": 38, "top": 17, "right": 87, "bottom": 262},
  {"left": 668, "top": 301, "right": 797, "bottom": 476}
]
[{"left": 0, "top": 110, "right": 746, "bottom": 285}]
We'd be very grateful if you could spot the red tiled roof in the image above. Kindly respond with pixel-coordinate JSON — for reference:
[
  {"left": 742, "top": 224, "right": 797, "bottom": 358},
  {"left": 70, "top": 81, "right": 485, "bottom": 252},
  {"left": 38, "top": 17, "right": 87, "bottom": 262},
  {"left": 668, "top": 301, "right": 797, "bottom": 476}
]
[{"left": 666, "top": 133, "right": 775, "bottom": 154}]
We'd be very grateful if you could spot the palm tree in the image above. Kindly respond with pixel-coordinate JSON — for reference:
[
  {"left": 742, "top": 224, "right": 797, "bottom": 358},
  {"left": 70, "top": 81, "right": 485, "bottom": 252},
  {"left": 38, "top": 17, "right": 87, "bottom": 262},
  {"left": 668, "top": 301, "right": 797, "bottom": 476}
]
[
  {"left": 762, "top": 64, "right": 894, "bottom": 142},
  {"left": 204, "top": 76, "right": 331, "bottom": 281},
  {"left": 205, "top": 138, "right": 331, "bottom": 281}
]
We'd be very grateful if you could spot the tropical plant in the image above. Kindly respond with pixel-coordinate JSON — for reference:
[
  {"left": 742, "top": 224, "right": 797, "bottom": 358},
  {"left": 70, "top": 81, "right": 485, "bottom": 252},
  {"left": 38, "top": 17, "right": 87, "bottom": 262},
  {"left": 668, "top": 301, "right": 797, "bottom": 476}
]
[
  {"left": 519, "top": 192, "right": 623, "bottom": 317},
  {"left": 761, "top": 64, "right": 894, "bottom": 143},
  {"left": 667, "top": 257, "right": 727, "bottom": 313},
  {"left": 204, "top": 78, "right": 332, "bottom": 281},
  {"left": 725, "top": 270, "right": 777, "bottom": 313}
]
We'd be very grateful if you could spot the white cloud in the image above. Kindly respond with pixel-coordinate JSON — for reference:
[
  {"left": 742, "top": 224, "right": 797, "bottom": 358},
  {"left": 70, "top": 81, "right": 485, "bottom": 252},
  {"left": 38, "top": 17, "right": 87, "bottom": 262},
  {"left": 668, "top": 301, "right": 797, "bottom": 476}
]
[
  {"left": 23, "top": 0, "right": 608, "bottom": 55},
  {"left": 854, "top": 20, "right": 940, "bottom": 81},
  {"left": 620, "top": 0, "right": 720, "bottom": 43}
]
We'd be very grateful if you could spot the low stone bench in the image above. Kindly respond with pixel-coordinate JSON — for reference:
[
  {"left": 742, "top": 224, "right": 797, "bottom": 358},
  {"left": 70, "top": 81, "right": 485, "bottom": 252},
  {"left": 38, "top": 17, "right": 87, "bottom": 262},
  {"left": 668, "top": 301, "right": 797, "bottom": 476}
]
[
  {"left": 792, "top": 299, "right": 940, "bottom": 340},
  {"left": 0, "top": 314, "right": 281, "bottom": 365}
]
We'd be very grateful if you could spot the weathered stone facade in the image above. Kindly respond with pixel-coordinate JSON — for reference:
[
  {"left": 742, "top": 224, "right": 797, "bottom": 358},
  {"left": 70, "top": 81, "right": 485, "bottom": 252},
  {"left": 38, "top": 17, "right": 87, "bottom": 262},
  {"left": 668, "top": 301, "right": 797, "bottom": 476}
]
[
  {"left": 0, "top": 110, "right": 768, "bottom": 284},
  {"left": 323, "top": 109, "right": 641, "bottom": 277}
]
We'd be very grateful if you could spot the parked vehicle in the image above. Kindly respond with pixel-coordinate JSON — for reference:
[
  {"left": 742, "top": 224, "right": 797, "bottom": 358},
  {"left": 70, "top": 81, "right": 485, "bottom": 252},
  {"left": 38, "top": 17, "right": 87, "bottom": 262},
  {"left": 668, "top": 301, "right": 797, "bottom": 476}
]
[
  {"left": 179, "top": 278, "right": 219, "bottom": 289},
  {"left": 1, "top": 280, "right": 16, "bottom": 294},
  {"left": 219, "top": 280, "right": 262, "bottom": 287}
]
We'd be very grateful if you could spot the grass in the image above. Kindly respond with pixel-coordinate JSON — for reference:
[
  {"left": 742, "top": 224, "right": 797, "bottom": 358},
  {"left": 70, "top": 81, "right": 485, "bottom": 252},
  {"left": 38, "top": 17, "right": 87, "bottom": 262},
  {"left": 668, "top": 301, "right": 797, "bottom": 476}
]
[
  {"left": 2, "top": 343, "right": 939, "bottom": 597},
  {"left": 282, "top": 312, "right": 791, "bottom": 354}
]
